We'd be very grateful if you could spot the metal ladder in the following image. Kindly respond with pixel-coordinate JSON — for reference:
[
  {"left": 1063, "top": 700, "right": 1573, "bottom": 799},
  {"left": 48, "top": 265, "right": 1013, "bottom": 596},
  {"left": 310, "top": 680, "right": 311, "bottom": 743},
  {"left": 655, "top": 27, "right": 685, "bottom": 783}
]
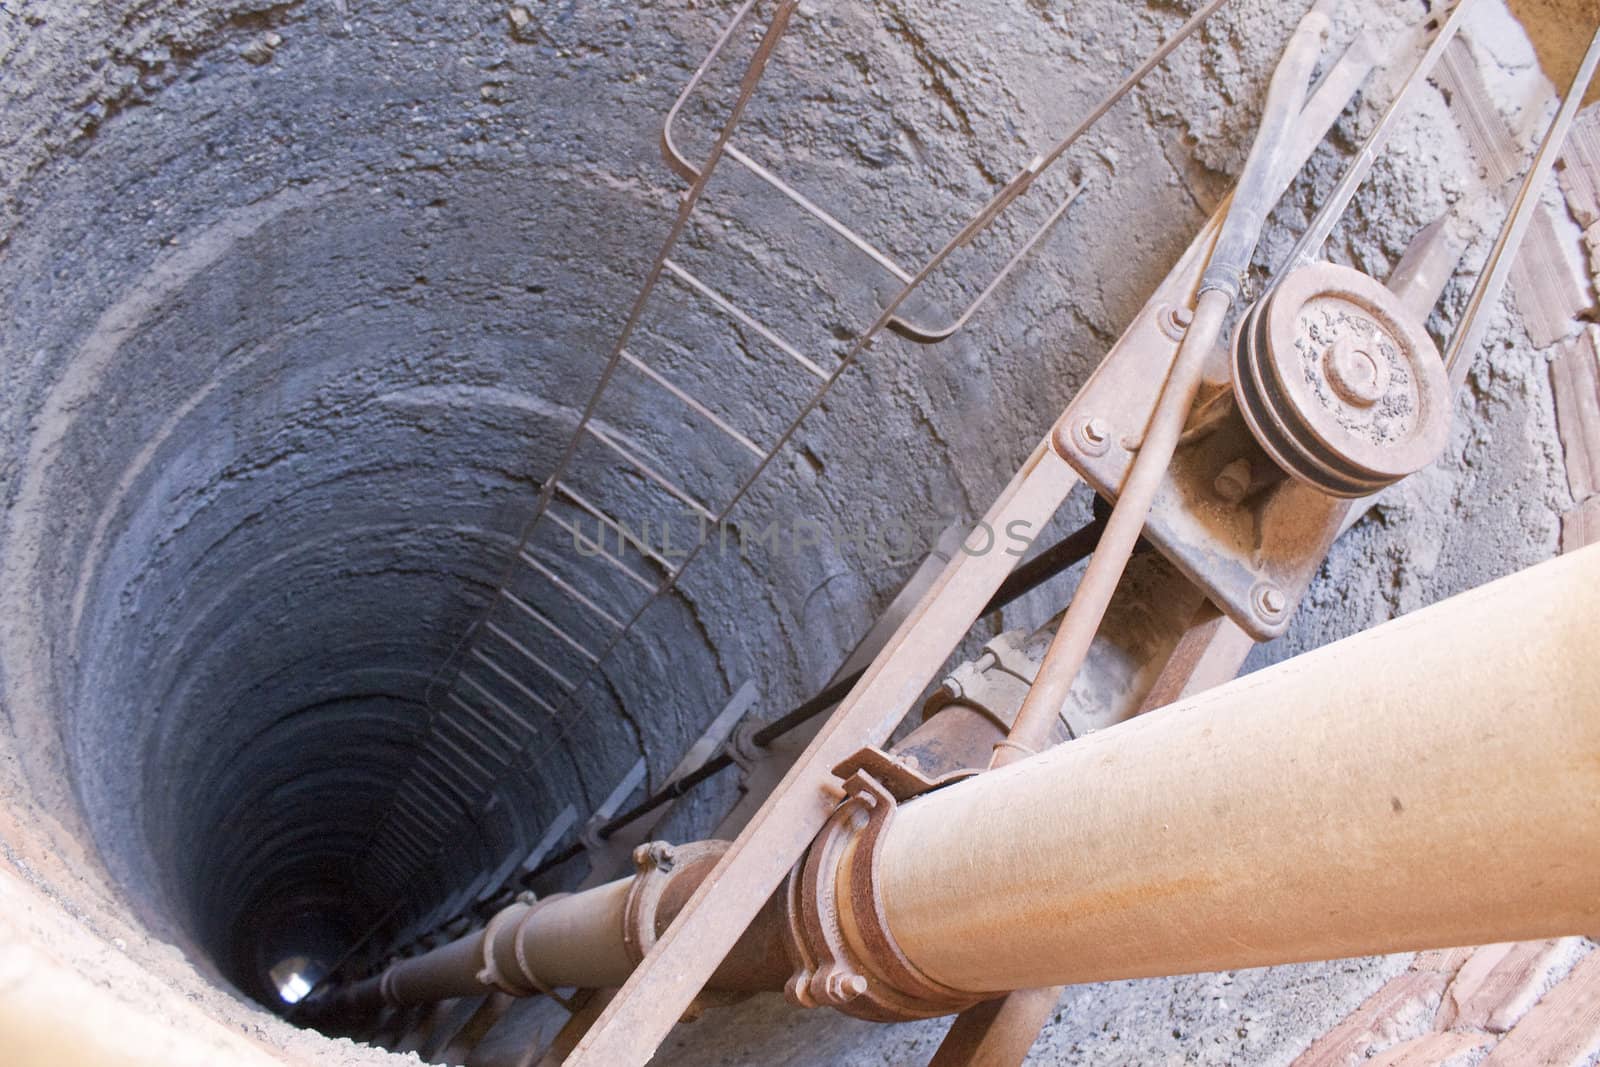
[{"left": 340, "top": 0, "right": 1222, "bottom": 975}]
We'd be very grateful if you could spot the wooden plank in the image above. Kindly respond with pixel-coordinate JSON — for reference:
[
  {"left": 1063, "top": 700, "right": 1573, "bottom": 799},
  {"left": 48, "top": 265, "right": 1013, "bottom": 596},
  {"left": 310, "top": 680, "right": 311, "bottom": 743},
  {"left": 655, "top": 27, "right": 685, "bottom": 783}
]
[
  {"left": 1481, "top": 950, "right": 1600, "bottom": 1066},
  {"left": 1551, "top": 328, "right": 1600, "bottom": 501},
  {"left": 1508, "top": 207, "right": 1592, "bottom": 348},
  {"left": 1437, "top": 37, "right": 1519, "bottom": 184},
  {"left": 1437, "top": 940, "right": 1581, "bottom": 1033},
  {"left": 1366, "top": 1029, "right": 1495, "bottom": 1067},
  {"left": 1558, "top": 105, "right": 1600, "bottom": 228},
  {"left": 1413, "top": 946, "right": 1478, "bottom": 975},
  {"left": 1563, "top": 495, "right": 1600, "bottom": 552}
]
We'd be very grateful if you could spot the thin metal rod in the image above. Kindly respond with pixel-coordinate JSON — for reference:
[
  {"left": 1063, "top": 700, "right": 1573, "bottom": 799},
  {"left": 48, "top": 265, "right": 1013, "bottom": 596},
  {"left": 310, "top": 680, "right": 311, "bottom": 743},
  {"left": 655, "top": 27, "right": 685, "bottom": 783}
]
[
  {"left": 1281, "top": 0, "right": 1480, "bottom": 272},
  {"left": 1444, "top": 23, "right": 1600, "bottom": 389},
  {"left": 485, "top": 621, "right": 578, "bottom": 691},
  {"left": 454, "top": 677, "right": 531, "bottom": 747},
  {"left": 673, "top": 0, "right": 1232, "bottom": 345},
  {"left": 517, "top": 550, "right": 626, "bottom": 631},
  {"left": 555, "top": 481, "right": 677, "bottom": 575},
  {"left": 541, "top": 509, "right": 658, "bottom": 592},
  {"left": 437, "top": 711, "right": 507, "bottom": 763},
  {"left": 619, "top": 348, "right": 766, "bottom": 457},
  {"left": 661, "top": 258, "right": 829, "bottom": 379},
  {"left": 723, "top": 144, "right": 915, "bottom": 283},
  {"left": 472, "top": 650, "right": 561, "bottom": 719},
  {"left": 499, "top": 589, "right": 601, "bottom": 663},
  {"left": 582, "top": 422, "right": 718, "bottom": 523}
]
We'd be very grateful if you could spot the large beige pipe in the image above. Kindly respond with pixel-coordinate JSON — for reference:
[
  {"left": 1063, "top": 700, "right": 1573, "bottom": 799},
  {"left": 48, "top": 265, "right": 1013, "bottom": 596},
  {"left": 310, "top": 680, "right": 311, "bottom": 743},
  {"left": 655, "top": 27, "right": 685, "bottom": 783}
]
[{"left": 879, "top": 544, "right": 1600, "bottom": 993}]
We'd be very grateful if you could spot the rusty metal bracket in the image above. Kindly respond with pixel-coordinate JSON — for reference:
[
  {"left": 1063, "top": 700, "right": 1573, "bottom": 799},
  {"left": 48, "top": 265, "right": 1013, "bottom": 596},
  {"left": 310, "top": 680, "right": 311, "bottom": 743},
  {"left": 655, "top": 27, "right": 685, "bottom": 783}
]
[
  {"left": 829, "top": 747, "right": 977, "bottom": 803},
  {"left": 1052, "top": 34, "right": 1383, "bottom": 641},
  {"left": 784, "top": 770, "right": 990, "bottom": 1022}
]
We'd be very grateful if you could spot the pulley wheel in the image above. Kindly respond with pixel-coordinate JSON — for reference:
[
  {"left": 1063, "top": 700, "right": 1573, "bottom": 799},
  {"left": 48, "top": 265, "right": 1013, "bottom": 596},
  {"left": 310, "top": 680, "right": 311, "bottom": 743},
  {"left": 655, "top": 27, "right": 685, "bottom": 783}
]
[{"left": 1231, "top": 262, "right": 1450, "bottom": 498}]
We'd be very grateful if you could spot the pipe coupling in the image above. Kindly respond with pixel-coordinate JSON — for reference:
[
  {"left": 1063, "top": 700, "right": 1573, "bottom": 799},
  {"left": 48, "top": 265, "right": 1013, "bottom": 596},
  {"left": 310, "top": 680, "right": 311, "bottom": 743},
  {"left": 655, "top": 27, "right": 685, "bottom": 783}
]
[
  {"left": 784, "top": 769, "right": 992, "bottom": 1022},
  {"left": 622, "top": 840, "right": 732, "bottom": 965}
]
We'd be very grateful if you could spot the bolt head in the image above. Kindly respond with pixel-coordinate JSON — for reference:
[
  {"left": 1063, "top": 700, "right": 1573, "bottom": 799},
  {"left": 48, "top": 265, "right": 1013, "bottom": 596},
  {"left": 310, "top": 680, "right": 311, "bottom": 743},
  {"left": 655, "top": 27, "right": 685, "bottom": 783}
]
[
  {"left": 1076, "top": 416, "right": 1112, "bottom": 456},
  {"left": 1253, "top": 583, "right": 1288, "bottom": 618},
  {"left": 825, "top": 972, "right": 869, "bottom": 1002},
  {"left": 1322, "top": 336, "right": 1388, "bottom": 408},
  {"left": 1212, "top": 459, "right": 1252, "bottom": 505}
]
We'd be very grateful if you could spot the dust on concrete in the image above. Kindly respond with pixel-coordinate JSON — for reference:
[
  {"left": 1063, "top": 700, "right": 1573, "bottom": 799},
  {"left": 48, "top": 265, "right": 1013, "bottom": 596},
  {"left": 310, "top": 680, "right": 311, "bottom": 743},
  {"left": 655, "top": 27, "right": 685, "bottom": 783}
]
[{"left": 0, "top": 0, "right": 1582, "bottom": 1062}]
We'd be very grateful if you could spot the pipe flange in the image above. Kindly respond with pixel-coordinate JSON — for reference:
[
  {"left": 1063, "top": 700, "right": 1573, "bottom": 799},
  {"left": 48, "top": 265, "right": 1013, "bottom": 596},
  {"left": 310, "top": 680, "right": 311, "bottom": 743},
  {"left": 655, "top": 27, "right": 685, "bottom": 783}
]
[
  {"left": 377, "top": 968, "right": 403, "bottom": 1007},
  {"left": 1233, "top": 262, "right": 1449, "bottom": 498},
  {"left": 476, "top": 900, "right": 540, "bottom": 996},
  {"left": 784, "top": 770, "right": 989, "bottom": 1022},
  {"left": 622, "top": 840, "right": 731, "bottom": 965}
]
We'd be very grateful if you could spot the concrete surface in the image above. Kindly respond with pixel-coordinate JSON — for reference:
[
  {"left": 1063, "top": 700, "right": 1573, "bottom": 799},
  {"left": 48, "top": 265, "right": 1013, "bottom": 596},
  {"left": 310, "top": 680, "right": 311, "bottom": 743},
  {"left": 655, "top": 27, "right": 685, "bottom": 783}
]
[{"left": 0, "top": 0, "right": 1583, "bottom": 1061}]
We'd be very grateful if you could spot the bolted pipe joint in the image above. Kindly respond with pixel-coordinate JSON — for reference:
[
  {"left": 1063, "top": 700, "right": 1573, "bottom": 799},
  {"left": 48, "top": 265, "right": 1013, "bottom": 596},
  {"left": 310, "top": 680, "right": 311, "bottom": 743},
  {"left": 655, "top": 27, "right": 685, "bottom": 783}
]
[{"left": 783, "top": 769, "right": 994, "bottom": 1022}]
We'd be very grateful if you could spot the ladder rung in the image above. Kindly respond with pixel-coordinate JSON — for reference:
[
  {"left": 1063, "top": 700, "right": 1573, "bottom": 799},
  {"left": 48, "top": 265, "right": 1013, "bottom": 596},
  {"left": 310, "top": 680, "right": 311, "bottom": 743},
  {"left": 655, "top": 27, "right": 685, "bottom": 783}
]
[
  {"left": 541, "top": 510, "right": 657, "bottom": 592},
  {"left": 553, "top": 482, "right": 676, "bottom": 576},
  {"left": 584, "top": 423, "right": 717, "bottom": 523},
  {"left": 485, "top": 621, "right": 577, "bottom": 691},
  {"left": 723, "top": 143, "right": 915, "bottom": 285},
  {"left": 499, "top": 589, "right": 601, "bottom": 663},
  {"left": 379, "top": 813, "right": 434, "bottom": 853},
  {"left": 517, "top": 550, "right": 625, "bottom": 630},
  {"left": 450, "top": 684, "right": 524, "bottom": 749},
  {"left": 391, "top": 793, "right": 450, "bottom": 836},
  {"left": 387, "top": 792, "right": 443, "bottom": 834},
  {"left": 411, "top": 763, "right": 471, "bottom": 809},
  {"left": 368, "top": 848, "right": 412, "bottom": 883},
  {"left": 473, "top": 650, "right": 561, "bottom": 718},
  {"left": 429, "top": 734, "right": 489, "bottom": 781},
  {"left": 366, "top": 851, "right": 414, "bottom": 889},
  {"left": 437, "top": 703, "right": 506, "bottom": 754},
  {"left": 620, "top": 348, "right": 765, "bottom": 459},
  {"left": 436, "top": 712, "right": 506, "bottom": 768},
  {"left": 663, "top": 257, "right": 828, "bottom": 380}
]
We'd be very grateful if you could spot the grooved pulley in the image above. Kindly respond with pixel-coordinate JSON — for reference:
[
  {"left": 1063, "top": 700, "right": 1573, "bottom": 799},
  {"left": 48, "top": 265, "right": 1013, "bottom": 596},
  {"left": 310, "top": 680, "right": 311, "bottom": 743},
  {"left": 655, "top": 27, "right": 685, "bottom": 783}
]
[{"left": 1232, "top": 262, "right": 1450, "bottom": 497}]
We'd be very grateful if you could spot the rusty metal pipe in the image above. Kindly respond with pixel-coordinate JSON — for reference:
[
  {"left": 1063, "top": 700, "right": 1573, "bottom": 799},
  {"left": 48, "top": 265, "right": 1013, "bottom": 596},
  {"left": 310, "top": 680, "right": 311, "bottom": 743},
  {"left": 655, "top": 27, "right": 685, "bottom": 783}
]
[
  {"left": 878, "top": 544, "right": 1600, "bottom": 993},
  {"left": 324, "top": 547, "right": 1600, "bottom": 1022},
  {"left": 314, "top": 671, "right": 1022, "bottom": 1023}
]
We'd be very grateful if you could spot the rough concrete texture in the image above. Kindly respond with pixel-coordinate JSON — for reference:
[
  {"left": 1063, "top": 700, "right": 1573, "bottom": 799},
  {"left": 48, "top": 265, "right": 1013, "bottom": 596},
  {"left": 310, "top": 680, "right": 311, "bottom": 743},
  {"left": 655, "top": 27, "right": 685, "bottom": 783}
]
[{"left": 0, "top": 0, "right": 1583, "bottom": 1061}]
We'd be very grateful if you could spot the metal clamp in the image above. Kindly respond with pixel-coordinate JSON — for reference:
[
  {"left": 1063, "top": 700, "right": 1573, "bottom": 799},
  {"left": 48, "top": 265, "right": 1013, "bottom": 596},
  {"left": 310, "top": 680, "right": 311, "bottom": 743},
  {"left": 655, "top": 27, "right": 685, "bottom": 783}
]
[{"left": 784, "top": 770, "right": 990, "bottom": 1022}]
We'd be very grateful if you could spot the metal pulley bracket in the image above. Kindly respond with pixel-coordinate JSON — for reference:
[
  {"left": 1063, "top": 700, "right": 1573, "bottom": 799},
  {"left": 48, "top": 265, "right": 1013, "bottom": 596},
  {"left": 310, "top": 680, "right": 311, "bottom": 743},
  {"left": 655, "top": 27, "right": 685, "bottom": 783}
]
[
  {"left": 1054, "top": 219, "right": 1450, "bottom": 640},
  {"left": 1055, "top": 224, "right": 1315, "bottom": 639}
]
